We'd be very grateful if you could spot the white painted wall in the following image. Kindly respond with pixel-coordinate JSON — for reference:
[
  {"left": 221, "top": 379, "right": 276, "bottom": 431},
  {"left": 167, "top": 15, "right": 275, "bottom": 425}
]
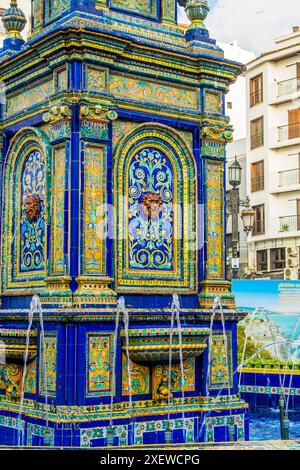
[
  {"left": 218, "top": 41, "right": 256, "bottom": 140},
  {"left": 246, "top": 28, "right": 300, "bottom": 277}
]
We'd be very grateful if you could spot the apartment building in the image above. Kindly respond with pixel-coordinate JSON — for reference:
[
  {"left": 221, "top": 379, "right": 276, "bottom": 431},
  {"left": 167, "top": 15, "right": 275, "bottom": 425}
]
[
  {"left": 246, "top": 27, "right": 300, "bottom": 279},
  {"left": 226, "top": 139, "right": 248, "bottom": 278}
]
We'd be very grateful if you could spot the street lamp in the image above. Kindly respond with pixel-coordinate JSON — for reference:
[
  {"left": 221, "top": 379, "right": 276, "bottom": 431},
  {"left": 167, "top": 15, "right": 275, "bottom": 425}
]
[
  {"left": 228, "top": 156, "right": 242, "bottom": 188},
  {"left": 227, "top": 156, "right": 254, "bottom": 279},
  {"left": 241, "top": 205, "right": 255, "bottom": 236}
]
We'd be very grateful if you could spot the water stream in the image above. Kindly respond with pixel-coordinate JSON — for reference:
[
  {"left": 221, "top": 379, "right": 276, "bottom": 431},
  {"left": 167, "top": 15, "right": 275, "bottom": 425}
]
[
  {"left": 108, "top": 297, "right": 132, "bottom": 445},
  {"left": 17, "top": 294, "right": 49, "bottom": 446},
  {"left": 213, "top": 297, "right": 232, "bottom": 420},
  {"left": 109, "top": 300, "right": 120, "bottom": 434},
  {"left": 167, "top": 299, "right": 175, "bottom": 427},
  {"left": 17, "top": 303, "right": 34, "bottom": 446},
  {"left": 166, "top": 294, "right": 186, "bottom": 441},
  {"left": 119, "top": 297, "right": 133, "bottom": 415},
  {"left": 238, "top": 308, "right": 300, "bottom": 411},
  {"left": 238, "top": 307, "right": 263, "bottom": 391},
  {"left": 200, "top": 335, "right": 300, "bottom": 442},
  {"left": 201, "top": 296, "right": 233, "bottom": 440}
]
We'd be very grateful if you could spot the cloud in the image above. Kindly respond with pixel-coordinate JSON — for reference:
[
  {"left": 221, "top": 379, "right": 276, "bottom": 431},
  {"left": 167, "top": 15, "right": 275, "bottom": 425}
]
[{"left": 206, "top": 0, "right": 300, "bottom": 53}]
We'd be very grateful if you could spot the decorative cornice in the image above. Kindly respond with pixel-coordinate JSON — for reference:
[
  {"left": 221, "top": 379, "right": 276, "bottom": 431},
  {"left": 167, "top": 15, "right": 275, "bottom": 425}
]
[
  {"left": 200, "top": 125, "right": 233, "bottom": 143},
  {"left": 80, "top": 104, "right": 118, "bottom": 122},
  {"left": 42, "top": 105, "right": 72, "bottom": 124}
]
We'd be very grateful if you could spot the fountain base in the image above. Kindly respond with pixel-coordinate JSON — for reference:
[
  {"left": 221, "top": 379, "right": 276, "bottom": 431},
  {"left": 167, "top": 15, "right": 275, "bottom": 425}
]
[{"left": 122, "top": 327, "right": 210, "bottom": 365}]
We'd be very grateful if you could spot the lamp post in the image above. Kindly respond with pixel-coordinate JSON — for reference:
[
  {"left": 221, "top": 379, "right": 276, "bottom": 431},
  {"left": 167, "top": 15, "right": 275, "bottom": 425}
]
[{"left": 227, "top": 156, "right": 255, "bottom": 279}]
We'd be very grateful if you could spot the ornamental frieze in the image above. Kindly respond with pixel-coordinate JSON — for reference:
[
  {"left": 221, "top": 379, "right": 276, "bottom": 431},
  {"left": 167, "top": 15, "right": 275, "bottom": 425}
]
[
  {"left": 200, "top": 126, "right": 233, "bottom": 143},
  {"left": 42, "top": 105, "right": 72, "bottom": 124},
  {"left": 80, "top": 104, "right": 118, "bottom": 122}
]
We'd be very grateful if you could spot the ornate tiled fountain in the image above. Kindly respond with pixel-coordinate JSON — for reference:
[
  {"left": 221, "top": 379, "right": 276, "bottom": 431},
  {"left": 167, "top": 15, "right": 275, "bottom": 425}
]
[{"left": 0, "top": 0, "right": 248, "bottom": 446}]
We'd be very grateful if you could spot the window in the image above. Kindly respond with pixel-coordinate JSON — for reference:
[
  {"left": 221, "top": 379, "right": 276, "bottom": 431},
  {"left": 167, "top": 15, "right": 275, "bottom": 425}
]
[
  {"left": 257, "top": 250, "right": 268, "bottom": 271},
  {"left": 251, "top": 116, "right": 264, "bottom": 149},
  {"left": 288, "top": 108, "right": 300, "bottom": 139},
  {"left": 253, "top": 204, "right": 265, "bottom": 235},
  {"left": 250, "top": 74, "right": 263, "bottom": 107},
  {"left": 251, "top": 160, "right": 264, "bottom": 192},
  {"left": 270, "top": 248, "right": 286, "bottom": 270}
]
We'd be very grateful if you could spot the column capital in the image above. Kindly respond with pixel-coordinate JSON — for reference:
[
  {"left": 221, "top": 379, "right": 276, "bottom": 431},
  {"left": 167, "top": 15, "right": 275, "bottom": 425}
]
[
  {"left": 200, "top": 125, "right": 233, "bottom": 143},
  {"left": 80, "top": 103, "right": 118, "bottom": 123}
]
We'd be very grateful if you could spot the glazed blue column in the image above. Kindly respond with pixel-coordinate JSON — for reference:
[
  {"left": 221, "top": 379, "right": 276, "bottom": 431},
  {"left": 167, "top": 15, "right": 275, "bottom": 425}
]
[
  {"left": 39, "top": 64, "right": 74, "bottom": 305},
  {"left": 199, "top": 137, "right": 236, "bottom": 308},
  {"left": 72, "top": 75, "right": 117, "bottom": 304},
  {"left": 70, "top": 61, "right": 83, "bottom": 291}
]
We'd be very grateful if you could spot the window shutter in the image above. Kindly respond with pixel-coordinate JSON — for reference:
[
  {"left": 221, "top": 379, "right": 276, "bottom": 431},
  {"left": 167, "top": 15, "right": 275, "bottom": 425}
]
[{"left": 288, "top": 109, "right": 300, "bottom": 139}]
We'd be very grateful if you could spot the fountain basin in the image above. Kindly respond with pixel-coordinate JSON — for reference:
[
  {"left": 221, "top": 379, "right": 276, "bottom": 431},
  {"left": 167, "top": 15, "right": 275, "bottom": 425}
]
[
  {"left": 0, "top": 327, "right": 37, "bottom": 363},
  {"left": 121, "top": 327, "right": 210, "bottom": 365}
]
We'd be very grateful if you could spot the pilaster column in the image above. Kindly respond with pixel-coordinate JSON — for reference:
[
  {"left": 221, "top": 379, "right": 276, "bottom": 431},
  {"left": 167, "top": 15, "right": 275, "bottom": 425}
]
[
  {"left": 40, "top": 103, "right": 73, "bottom": 305},
  {"left": 161, "top": 0, "right": 176, "bottom": 25},
  {"left": 199, "top": 124, "right": 236, "bottom": 309},
  {"left": 30, "top": 0, "right": 44, "bottom": 37},
  {"left": 74, "top": 103, "right": 117, "bottom": 305}
]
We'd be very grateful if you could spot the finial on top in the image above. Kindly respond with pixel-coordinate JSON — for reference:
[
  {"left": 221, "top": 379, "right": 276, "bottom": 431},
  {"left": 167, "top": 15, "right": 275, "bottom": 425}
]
[
  {"left": 185, "top": 0, "right": 210, "bottom": 35},
  {"left": 2, "top": 0, "right": 27, "bottom": 40},
  {"left": 183, "top": 0, "right": 220, "bottom": 52}
]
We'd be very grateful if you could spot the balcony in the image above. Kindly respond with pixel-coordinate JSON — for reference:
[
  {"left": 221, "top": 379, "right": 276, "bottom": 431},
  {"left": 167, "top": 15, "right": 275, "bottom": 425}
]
[
  {"left": 278, "top": 77, "right": 300, "bottom": 97},
  {"left": 251, "top": 132, "right": 264, "bottom": 150},
  {"left": 278, "top": 123, "right": 300, "bottom": 142},
  {"left": 279, "top": 215, "right": 300, "bottom": 232},
  {"left": 279, "top": 168, "right": 300, "bottom": 187}
]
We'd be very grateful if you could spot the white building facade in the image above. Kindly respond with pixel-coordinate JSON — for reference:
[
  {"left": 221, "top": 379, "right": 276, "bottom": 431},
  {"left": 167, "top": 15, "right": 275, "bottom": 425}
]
[
  {"left": 246, "top": 27, "right": 300, "bottom": 279},
  {"left": 219, "top": 41, "right": 256, "bottom": 140},
  {"left": 226, "top": 139, "right": 248, "bottom": 278}
]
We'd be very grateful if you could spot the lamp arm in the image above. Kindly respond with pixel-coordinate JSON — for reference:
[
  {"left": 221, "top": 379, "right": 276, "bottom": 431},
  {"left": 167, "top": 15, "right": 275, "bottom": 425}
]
[{"left": 239, "top": 195, "right": 251, "bottom": 208}]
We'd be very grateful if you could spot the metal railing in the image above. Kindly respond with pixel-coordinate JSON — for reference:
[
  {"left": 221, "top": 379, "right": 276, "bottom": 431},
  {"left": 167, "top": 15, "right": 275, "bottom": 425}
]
[
  {"left": 278, "top": 122, "right": 300, "bottom": 141},
  {"left": 278, "top": 77, "right": 300, "bottom": 97},
  {"left": 279, "top": 215, "right": 300, "bottom": 232},
  {"left": 251, "top": 176, "right": 264, "bottom": 192},
  {"left": 278, "top": 168, "right": 300, "bottom": 186},
  {"left": 250, "top": 89, "right": 263, "bottom": 107},
  {"left": 251, "top": 132, "right": 264, "bottom": 149}
]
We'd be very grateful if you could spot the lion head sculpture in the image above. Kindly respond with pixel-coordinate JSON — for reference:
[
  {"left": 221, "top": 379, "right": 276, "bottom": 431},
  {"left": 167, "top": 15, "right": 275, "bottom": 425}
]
[
  {"left": 141, "top": 193, "right": 163, "bottom": 220},
  {"left": 24, "top": 195, "right": 40, "bottom": 222}
]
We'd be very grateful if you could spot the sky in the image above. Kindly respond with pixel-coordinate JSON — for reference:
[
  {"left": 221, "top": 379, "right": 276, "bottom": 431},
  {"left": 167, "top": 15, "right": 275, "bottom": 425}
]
[
  {"left": 2, "top": 0, "right": 299, "bottom": 55},
  {"left": 2, "top": 0, "right": 30, "bottom": 17},
  {"left": 182, "top": 0, "right": 300, "bottom": 54}
]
